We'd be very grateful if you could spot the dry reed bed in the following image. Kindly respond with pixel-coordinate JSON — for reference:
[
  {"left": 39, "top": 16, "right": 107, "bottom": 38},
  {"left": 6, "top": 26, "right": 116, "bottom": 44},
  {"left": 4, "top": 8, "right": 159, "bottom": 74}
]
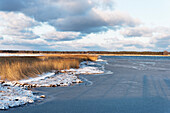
[
  {"left": 42, "top": 54, "right": 99, "bottom": 61},
  {"left": 0, "top": 57, "right": 83, "bottom": 81}
]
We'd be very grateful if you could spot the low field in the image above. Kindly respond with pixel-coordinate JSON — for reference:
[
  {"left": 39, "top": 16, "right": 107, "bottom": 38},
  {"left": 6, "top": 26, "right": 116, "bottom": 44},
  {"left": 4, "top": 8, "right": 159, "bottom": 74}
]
[{"left": 0, "top": 54, "right": 98, "bottom": 81}]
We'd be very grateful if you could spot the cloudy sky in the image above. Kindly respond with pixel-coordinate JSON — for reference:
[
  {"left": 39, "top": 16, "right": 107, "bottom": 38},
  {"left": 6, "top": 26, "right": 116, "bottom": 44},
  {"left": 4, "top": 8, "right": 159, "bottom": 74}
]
[{"left": 0, "top": 0, "right": 169, "bottom": 51}]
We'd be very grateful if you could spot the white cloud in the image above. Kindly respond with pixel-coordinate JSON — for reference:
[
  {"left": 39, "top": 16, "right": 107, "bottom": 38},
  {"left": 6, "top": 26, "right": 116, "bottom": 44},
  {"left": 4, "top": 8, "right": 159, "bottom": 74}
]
[
  {"left": 0, "top": 11, "right": 38, "bottom": 39},
  {"left": 0, "top": 0, "right": 170, "bottom": 51},
  {"left": 50, "top": 25, "right": 170, "bottom": 51},
  {"left": 0, "top": 11, "right": 81, "bottom": 50},
  {"left": 31, "top": 23, "right": 81, "bottom": 41},
  {"left": 93, "top": 8, "right": 140, "bottom": 27},
  {"left": 120, "top": 26, "right": 153, "bottom": 37},
  {"left": 41, "top": 31, "right": 80, "bottom": 41}
]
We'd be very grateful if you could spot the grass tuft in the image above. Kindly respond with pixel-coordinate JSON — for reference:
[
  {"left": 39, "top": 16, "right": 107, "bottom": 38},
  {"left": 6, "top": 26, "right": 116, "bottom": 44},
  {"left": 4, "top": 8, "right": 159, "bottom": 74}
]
[{"left": 0, "top": 57, "right": 81, "bottom": 81}]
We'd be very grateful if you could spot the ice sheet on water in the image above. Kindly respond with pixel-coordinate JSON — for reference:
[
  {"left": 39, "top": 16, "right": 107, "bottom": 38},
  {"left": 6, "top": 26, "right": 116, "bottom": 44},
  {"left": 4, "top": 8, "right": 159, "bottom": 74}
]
[
  {"left": 105, "top": 71, "right": 114, "bottom": 75},
  {"left": 113, "top": 61, "right": 157, "bottom": 71},
  {"left": 138, "top": 61, "right": 156, "bottom": 66},
  {"left": 96, "top": 59, "right": 107, "bottom": 62},
  {"left": 62, "top": 61, "right": 105, "bottom": 75}
]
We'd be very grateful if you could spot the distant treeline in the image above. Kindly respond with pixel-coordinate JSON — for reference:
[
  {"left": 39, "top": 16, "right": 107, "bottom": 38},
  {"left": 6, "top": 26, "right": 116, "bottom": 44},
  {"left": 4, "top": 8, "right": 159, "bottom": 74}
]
[{"left": 0, "top": 50, "right": 169, "bottom": 55}]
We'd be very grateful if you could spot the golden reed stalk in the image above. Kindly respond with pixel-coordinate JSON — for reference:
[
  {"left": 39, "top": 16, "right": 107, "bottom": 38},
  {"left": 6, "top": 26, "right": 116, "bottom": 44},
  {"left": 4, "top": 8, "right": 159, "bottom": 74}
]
[{"left": 0, "top": 57, "right": 81, "bottom": 81}]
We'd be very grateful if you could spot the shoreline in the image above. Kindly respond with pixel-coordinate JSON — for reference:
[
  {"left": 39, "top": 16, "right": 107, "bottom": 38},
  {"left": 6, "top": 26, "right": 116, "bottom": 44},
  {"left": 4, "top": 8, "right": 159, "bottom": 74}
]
[{"left": 0, "top": 60, "right": 104, "bottom": 110}]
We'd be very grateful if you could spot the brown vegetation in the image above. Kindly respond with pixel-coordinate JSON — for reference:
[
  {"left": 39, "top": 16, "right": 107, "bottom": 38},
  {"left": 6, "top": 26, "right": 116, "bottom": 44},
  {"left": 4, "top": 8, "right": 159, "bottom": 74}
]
[
  {"left": 42, "top": 54, "right": 98, "bottom": 61},
  {"left": 0, "top": 57, "right": 83, "bottom": 81}
]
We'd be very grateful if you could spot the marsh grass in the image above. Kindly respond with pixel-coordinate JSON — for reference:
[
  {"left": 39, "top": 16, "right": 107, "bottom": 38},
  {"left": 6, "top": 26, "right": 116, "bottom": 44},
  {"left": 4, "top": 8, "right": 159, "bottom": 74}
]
[
  {"left": 42, "top": 54, "right": 99, "bottom": 61},
  {"left": 0, "top": 57, "right": 82, "bottom": 81}
]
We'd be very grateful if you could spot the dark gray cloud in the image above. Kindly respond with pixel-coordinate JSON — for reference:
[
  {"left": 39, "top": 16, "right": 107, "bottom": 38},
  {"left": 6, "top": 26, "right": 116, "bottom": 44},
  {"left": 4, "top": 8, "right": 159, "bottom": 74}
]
[
  {"left": 50, "top": 12, "right": 107, "bottom": 33},
  {"left": 0, "top": 0, "right": 139, "bottom": 33},
  {"left": 0, "top": 0, "right": 93, "bottom": 21},
  {"left": 0, "top": 37, "right": 3, "bottom": 40},
  {"left": 50, "top": 9, "right": 140, "bottom": 33},
  {"left": 155, "top": 36, "right": 170, "bottom": 49},
  {"left": 0, "top": 0, "right": 25, "bottom": 11}
]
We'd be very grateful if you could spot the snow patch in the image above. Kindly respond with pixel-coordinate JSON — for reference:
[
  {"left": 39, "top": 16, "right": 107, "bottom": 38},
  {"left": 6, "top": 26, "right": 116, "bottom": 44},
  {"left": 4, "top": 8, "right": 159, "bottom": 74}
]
[
  {"left": 0, "top": 84, "right": 41, "bottom": 110},
  {"left": 19, "top": 60, "right": 104, "bottom": 87},
  {"left": 19, "top": 72, "right": 82, "bottom": 87}
]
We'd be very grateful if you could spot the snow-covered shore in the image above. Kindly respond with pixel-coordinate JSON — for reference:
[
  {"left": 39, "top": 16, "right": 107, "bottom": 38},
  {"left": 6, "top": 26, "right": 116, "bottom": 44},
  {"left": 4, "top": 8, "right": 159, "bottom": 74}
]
[
  {"left": 18, "top": 60, "right": 105, "bottom": 87},
  {"left": 0, "top": 59, "right": 105, "bottom": 110},
  {"left": 0, "top": 84, "right": 42, "bottom": 110}
]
